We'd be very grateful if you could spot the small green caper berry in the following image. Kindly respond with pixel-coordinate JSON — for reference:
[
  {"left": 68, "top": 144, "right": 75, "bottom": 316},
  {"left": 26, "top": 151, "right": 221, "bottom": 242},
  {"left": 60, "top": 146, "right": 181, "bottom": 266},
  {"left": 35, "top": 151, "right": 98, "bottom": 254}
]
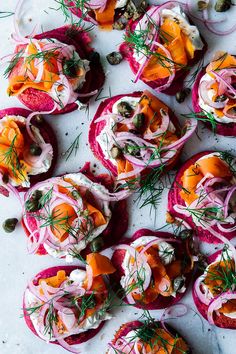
[
  {"left": 124, "top": 144, "right": 136, "bottom": 156},
  {"left": 197, "top": 1, "right": 208, "bottom": 11},
  {"left": 25, "top": 200, "right": 40, "bottom": 212},
  {"left": 31, "top": 190, "right": 43, "bottom": 201},
  {"left": 90, "top": 236, "right": 104, "bottom": 252},
  {"left": 25, "top": 190, "right": 42, "bottom": 212},
  {"left": 215, "top": 94, "right": 227, "bottom": 102},
  {"left": 215, "top": 0, "right": 231, "bottom": 12},
  {"left": 173, "top": 276, "right": 185, "bottom": 292},
  {"left": 175, "top": 88, "right": 191, "bottom": 103},
  {"left": 63, "top": 58, "right": 79, "bottom": 78},
  {"left": 117, "top": 101, "right": 133, "bottom": 118},
  {"left": 3, "top": 218, "right": 18, "bottom": 233},
  {"left": 110, "top": 146, "right": 122, "bottom": 159},
  {"left": 2, "top": 173, "right": 9, "bottom": 184},
  {"left": 72, "top": 190, "right": 80, "bottom": 200},
  {"left": 29, "top": 143, "right": 42, "bottom": 156},
  {"left": 178, "top": 229, "right": 194, "bottom": 240},
  {"left": 106, "top": 51, "right": 123, "bottom": 65},
  {"left": 133, "top": 113, "right": 145, "bottom": 130}
]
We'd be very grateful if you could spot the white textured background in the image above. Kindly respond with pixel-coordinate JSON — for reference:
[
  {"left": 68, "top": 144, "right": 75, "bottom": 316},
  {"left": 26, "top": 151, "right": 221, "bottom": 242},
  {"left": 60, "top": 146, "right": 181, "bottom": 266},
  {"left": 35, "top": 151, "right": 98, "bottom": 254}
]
[{"left": 0, "top": 1, "right": 236, "bottom": 353}]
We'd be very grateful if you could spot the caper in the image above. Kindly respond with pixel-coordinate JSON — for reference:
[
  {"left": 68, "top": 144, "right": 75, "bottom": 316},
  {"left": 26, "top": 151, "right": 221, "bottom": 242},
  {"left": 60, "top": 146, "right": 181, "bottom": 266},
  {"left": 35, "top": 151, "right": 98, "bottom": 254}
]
[
  {"left": 178, "top": 229, "right": 194, "bottom": 240},
  {"left": 110, "top": 146, "right": 122, "bottom": 159},
  {"left": 72, "top": 190, "right": 80, "bottom": 200},
  {"left": 2, "top": 173, "right": 9, "bottom": 184},
  {"left": 90, "top": 236, "right": 104, "bottom": 252},
  {"left": 215, "top": 94, "right": 227, "bottom": 102},
  {"left": 124, "top": 144, "right": 136, "bottom": 156},
  {"left": 133, "top": 113, "right": 145, "bottom": 130},
  {"left": 197, "top": 1, "right": 208, "bottom": 11},
  {"left": 215, "top": 0, "right": 231, "bottom": 12},
  {"left": 25, "top": 190, "right": 43, "bottom": 212},
  {"left": 25, "top": 199, "right": 40, "bottom": 212},
  {"left": 63, "top": 58, "right": 79, "bottom": 78},
  {"left": 117, "top": 101, "right": 133, "bottom": 117},
  {"left": 31, "top": 190, "right": 43, "bottom": 201},
  {"left": 175, "top": 88, "right": 191, "bottom": 103},
  {"left": 29, "top": 143, "right": 42, "bottom": 156},
  {"left": 3, "top": 218, "right": 18, "bottom": 233},
  {"left": 173, "top": 276, "right": 185, "bottom": 292},
  {"left": 106, "top": 51, "right": 123, "bottom": 66}
]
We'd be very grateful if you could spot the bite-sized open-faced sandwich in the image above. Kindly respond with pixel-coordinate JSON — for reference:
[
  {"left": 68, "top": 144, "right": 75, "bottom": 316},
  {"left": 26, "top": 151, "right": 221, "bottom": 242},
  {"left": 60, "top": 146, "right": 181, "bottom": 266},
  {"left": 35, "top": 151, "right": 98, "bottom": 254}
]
[
  {"left": 65, "top": 0, "right": 147, "bottom": 30},
  {"left": 110, "top": 228, "right": 195, "bottom": 309},
  {"left": 0, "top": 108, "right": 57, "bottom": 191},
  {"left": 107, "top": 319, "right": 191, "bottom": 353},
  {"left": 192, "top": 52, "right": 236, "bottom": 136},
  {"left": 22, "top": 163, "right": 128, "bottom": 258},
  {"left": 89, "top": 90, "right": 197, "bottom": 188},
  {"left": 120, "top": 2, "right": 206, "bottom": 94},
  {"left": 167, "top": 151, "right": 236, "bottom": 244},
  {"left": 23, "top": 253, "right": 116, "bottom": 353},
  {"left": 6, "top": 25, "right": 105, "bottom": 114},
  {"left": 193, "top": 243, "right": 236, "bottom": 329}
]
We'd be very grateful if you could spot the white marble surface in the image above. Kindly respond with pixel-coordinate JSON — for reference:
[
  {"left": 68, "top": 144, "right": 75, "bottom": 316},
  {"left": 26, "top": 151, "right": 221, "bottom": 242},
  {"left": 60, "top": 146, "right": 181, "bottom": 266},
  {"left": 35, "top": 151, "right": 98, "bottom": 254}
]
[{"left": 0, "top": 1, "right": 236, "bottom": 353}]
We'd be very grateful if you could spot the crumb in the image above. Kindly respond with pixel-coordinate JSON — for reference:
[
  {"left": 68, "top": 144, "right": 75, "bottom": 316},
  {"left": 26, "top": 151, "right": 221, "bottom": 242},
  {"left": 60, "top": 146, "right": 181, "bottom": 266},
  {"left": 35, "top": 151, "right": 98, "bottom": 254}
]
[{"left": 65, "top": 132, "right": 68, "bottom": 136}]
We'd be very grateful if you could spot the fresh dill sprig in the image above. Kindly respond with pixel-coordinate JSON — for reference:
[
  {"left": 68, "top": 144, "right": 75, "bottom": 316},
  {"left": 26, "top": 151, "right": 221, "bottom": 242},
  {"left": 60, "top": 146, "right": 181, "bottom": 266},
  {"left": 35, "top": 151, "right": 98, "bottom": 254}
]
[
  {"left": 124, "top": 15, "right": 189, "bottom": 73},
  {"left": 25, "top": 46, "right": 61, "bottom": 66},
  {"left": 186, "top": 205, "right": 224, "bottom": 227},
  {"left": 79, "top": 293, "right": 96, "bottom": 320},
  {"left": 68, "top": 248, "right": 87, "bottom": 264},
  {"left": 125, "top": 309, "right": 189, "bottom": 353},
  {"left": 181, "top": 110, "right": 217, "bottom": 133},
  {"left": 0, "top": 11, "right": 14, "bottom": 18},
  {"left": 64, "top": 133, "right": 82, "bottom": 161},
  {"left": 44, "top": 303, "right": 58, "bottom": 338},
  {"left": 38, "top": 187, "right": 53, "bottom": 209},
  {"left": 52, "top": 0, "right": 94, "bottom": 32},
  {"left": 204, "top": 245, "right": 236, "bottom": 295},
  {"left": 0, "top": 135, "right": 26, "bottom": 181},
  {"left": 184, "top": 55, "right": 205, "bottom": 87},
  {"left": 219, "top": 151, "right": 236, "bottom": 174},
  {"left": 4, "top": 49, "right": 24, "bottom": 79}
]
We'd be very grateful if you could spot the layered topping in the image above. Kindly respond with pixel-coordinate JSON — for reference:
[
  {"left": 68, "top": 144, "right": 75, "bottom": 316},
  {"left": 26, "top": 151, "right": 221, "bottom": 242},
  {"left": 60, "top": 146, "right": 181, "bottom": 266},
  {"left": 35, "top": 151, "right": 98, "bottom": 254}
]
[
  {"left": 174, "top": 152, "right": 236, "bottom": 237},
  {"left": 125, "top": 4, "right": 203, "bottom": 89},
  {"left": 66, "top": 0, "right": 145, "bottom": 30},
  {"left": 0, "top": 115, "right": 53, "bottom": 187},
  {"left": 107, "top": 321, "right": 189, "bottom": 353},
  {"left": 24, "top": 254, "right": 115, "bottom": 352},
  {"left": 115, "top": 235, "right": 194, "bottom": 305},
  {"left": 23, "top": 173, "right": 112, "bottom": 259},
  {"left": 6, "top": 38, "right": 90, "bottom": 111},
  {"left": 96, "top": 90, "right": 197, "bottom": 183},
  {"left": 198, "top": 53, "right": 236, "bottom": 124},
  {"left": 194, "top": 247, "right": 236, "bottom": 323}
]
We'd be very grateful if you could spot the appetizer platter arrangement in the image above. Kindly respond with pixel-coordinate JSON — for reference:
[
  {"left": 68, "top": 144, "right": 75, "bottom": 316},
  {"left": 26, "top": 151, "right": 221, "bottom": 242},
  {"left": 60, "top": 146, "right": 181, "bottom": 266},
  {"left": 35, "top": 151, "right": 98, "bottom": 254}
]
[{"left": 0, "top": 1, "right": 236, "bottom": 353}]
